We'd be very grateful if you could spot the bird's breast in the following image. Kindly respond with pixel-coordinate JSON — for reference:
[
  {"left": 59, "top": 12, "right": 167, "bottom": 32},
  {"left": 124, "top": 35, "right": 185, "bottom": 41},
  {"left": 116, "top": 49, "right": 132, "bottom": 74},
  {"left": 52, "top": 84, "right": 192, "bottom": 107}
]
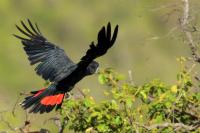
[{"left": 57, "top": 70, "right": 87, "bottom": 92}]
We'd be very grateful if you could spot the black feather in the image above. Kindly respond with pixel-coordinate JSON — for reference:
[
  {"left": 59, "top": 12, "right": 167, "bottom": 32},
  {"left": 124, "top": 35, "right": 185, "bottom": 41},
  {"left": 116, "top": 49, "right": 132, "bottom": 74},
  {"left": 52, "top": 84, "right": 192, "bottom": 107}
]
[
  {"left": 14, "top": 20, "right": 77, "bottom": 82},
  {"left": 27, "top": 19, "right": 41, "bottom": 35},
  {"left": 21, "top": 20, "right": 36, "bottom": 36},
  {"left": 79, "top": 22, "right": 118, "bottom": 65}
]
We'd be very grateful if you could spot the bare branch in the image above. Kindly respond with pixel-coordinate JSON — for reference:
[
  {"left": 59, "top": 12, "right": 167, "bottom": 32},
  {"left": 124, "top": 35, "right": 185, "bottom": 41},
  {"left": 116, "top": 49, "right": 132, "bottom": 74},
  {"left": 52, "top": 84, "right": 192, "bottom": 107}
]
[
  {"left": 133, "top": 122, "right": 199, "bottom": 131},
  {"left": 12, "top": 92, "right": 22, "bottom": 117},
  {"left": 75, "top": 87, "right": 86, "bottom": 98},
  {"left": 44, "top": 116, "right": 67, "bottom": 133},
  {"left": 181, "top": 0, "right": 200, "bottom": 62},
  {"left": 128, "top": 70, "right": 135, "bottom": 86}
]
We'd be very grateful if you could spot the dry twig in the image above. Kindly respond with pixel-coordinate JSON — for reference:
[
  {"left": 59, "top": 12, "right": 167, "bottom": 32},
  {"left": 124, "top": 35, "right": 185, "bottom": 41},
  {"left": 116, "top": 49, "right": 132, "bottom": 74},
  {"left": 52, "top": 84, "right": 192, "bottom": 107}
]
[{"left": 181, "top": 0, "right": 200, "bottom": 62}]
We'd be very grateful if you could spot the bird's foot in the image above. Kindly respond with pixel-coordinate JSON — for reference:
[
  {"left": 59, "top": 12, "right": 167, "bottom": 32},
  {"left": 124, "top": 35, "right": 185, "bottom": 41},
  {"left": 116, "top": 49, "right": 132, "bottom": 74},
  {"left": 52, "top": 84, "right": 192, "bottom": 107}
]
[{"left": 65, "top": 92, "right": 72, "bottom": 100}]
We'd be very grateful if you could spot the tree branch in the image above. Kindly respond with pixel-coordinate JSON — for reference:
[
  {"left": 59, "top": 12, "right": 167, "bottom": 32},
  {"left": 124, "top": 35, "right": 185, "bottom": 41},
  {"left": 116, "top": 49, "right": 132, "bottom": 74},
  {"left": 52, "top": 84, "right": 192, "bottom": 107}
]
[
  {"left": 181, "top": 0, "right": 200, "bottom": 62},
  {"left": 133, "top": 122, "right": 199, "bottom": 131}
]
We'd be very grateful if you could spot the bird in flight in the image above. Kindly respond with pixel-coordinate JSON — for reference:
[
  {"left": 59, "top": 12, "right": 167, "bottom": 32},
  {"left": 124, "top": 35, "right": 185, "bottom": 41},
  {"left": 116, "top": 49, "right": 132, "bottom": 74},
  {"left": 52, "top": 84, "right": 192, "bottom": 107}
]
[{"left": 14, "top": 19, "right": 118, "bottom": 114}]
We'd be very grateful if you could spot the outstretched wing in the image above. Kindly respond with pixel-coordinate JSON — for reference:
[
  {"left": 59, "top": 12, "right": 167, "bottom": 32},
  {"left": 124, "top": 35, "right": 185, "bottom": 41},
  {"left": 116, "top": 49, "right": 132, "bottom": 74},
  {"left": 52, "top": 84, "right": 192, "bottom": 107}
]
[
  {"left": 14, "top": 19, "right": 77, "bottom": 82},
  {"left": 78, "top": 22, "right": 118, "bottom": 67}
]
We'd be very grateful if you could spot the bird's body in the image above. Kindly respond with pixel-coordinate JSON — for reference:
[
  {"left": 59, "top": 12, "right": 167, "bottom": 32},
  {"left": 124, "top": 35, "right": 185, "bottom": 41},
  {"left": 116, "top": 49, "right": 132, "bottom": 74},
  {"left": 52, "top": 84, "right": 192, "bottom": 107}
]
[
  {"left": 57, "top": 61, "right": 99, "bottom": 91},
  {"left": 14, "top": 20, "right": 118, "bottom": 113}
]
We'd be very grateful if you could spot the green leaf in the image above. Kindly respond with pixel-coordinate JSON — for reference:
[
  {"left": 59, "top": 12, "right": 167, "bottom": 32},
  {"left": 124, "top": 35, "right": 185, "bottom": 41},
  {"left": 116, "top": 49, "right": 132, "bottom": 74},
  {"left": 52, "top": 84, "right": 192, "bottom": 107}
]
[
  {"left": 113, "top": 116, "right": 122, "bottom": 125},
  {"left": 196, "top": 92, "right": 200, "bottom": 100},
  {"left": 98, "top": 74, "right": 107, "bottom": 84},
  {"left": 155, "top": 115, "right": 163, "bottom": 123},
  {"left": 165, "top": 101, "right": 172, "bottom": 108},
  {"left": 140, "top": 91, "right": 147, "bottom": 99},
  {"left": 126, "top": 97, "right": 133, "bottom": 108},
  {"left": 84, "top": 97, "right": 94, "bottom": 107},
  {"left": 97, "top": 124, "right": 109, "bottom": 132},
  {"left": 111, "top": 100, "right": 118, "bottom": 109}
]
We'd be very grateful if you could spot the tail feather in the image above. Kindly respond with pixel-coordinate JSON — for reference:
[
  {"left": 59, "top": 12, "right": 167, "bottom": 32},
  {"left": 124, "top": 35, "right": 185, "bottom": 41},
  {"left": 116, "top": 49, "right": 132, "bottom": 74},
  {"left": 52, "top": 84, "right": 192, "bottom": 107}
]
[
  {"left": 31, "top": 88, "right": 46, "bottom": 97},
  {"left": 21, "top": 84, "right": 65, "bottom": 113},
  {"left": 40, "top": 94, "right": 64, "bottom": 105}
]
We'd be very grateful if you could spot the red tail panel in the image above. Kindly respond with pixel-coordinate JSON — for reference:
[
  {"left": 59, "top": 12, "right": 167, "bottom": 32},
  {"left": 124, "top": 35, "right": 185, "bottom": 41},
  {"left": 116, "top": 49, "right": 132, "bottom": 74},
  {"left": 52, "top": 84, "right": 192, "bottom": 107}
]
[
  {"left": 33, "top": 88, "right": 46, "bottom": 97},
  {"left": 41, "top": 94, "right": 64, "bottom": 106},
  {"left": 56, "top": 94, "right": 64, "bottom": 104},
  {"left": 22, "top": 84, "right": 65, "bottom": 113}
]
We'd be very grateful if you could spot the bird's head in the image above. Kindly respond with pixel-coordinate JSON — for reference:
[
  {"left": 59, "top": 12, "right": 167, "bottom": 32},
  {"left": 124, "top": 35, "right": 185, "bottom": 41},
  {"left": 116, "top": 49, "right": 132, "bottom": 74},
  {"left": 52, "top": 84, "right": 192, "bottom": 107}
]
[{"left": 86, "top": 61, "right": 99, "bottom": 75}]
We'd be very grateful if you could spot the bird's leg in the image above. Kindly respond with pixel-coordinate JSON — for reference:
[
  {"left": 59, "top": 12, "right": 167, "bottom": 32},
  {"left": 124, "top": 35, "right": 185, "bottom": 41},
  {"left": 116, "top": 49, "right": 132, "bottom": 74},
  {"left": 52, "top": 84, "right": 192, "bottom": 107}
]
[{"left": 65, "top": 92, "right": 72, "bottom": 100}]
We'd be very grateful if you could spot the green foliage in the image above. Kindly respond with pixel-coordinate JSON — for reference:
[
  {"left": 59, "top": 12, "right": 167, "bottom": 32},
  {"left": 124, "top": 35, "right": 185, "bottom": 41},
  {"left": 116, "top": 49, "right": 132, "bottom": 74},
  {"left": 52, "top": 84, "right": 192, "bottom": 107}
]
[{"left": 60, "top": 59, "right": 200, "bottom": 133}]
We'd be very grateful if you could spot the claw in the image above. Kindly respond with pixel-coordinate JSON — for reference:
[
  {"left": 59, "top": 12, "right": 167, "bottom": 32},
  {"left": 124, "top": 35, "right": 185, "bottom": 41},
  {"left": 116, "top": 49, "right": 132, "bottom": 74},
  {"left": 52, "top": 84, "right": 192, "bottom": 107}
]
[{"left": 65, "top": 92, "right": 72, "bottom": 100}]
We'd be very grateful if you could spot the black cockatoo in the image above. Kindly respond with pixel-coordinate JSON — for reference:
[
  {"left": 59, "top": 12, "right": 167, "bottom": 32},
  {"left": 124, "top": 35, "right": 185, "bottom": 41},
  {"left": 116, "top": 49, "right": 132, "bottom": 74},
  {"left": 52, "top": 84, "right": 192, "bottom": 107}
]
[{"left": 14, "top": 20, "right": 118, "bottom": 113}]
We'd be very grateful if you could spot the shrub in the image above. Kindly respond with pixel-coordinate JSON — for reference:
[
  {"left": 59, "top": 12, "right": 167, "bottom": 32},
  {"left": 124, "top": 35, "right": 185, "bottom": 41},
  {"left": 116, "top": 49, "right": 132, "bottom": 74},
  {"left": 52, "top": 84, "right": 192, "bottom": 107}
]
[{"left": 60, "top": 57, "right": 200, "bottom": 133}]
